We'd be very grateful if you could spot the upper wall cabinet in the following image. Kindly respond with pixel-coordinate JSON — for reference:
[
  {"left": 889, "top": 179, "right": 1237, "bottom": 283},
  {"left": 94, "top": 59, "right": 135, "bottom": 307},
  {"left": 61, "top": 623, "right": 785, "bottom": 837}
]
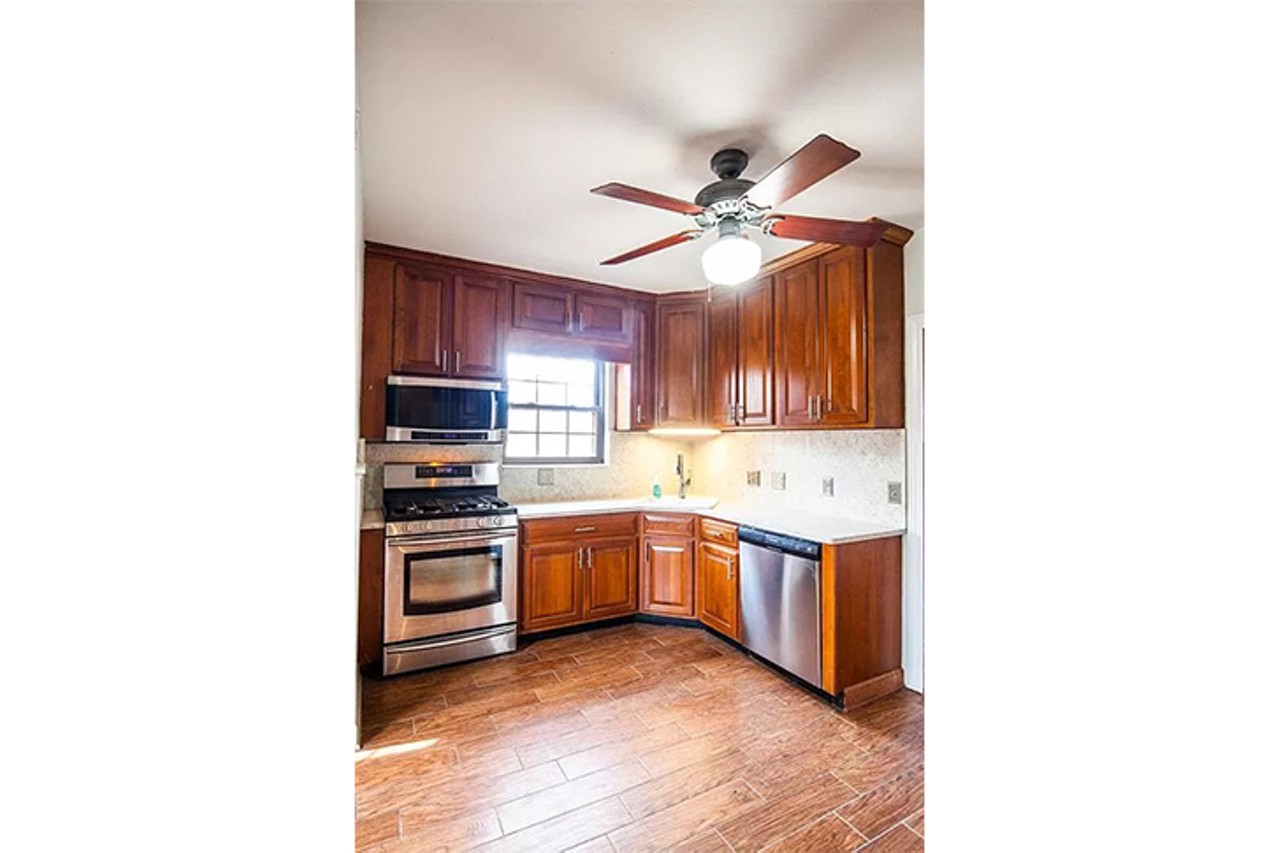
[
  {"left": 772, "top": 232, "right": 907, "bottom": 430},
  {"left": 707, "top": 277, "right": 774, "bottom": 429},
  {"left": 392, "top": 263, "right": 507, "bottom": 379},
  {"left": 509, "top": 280, "right": 635, "bottom": 359},
  {"left": 654, "top": 297, "right": 707, "bottom": 427}
]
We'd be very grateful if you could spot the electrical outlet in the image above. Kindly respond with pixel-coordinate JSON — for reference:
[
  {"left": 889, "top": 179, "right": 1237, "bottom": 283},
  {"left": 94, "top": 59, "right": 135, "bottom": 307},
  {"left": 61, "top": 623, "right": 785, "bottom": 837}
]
[
  {"left": 888, "top": 481, "right": 903, "bottom": 505},
  {"left": 771, "top": 471, "right": 786, "bottom": 490},
  {"left": 746, "top": 470, "right": 761, "bottom": 486},
  {"left": 822, "top": 477, "right": 835, "bottom": 497},
  {"left": 537, "top": 468, "right": 555, "bottom": 486}
]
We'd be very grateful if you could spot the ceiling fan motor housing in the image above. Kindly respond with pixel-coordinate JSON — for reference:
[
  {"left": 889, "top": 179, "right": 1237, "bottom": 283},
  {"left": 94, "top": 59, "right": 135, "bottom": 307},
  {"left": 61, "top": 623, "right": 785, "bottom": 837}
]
[{"left": 694, "top": 147, "right": 756, "bottom": 209}]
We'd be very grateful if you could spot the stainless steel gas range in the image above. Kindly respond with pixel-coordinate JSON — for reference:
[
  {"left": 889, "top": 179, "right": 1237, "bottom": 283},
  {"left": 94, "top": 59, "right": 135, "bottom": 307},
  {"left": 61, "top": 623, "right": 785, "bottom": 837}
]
[{"left": 381, "top": 461, "right": 517, "bottom": 676}]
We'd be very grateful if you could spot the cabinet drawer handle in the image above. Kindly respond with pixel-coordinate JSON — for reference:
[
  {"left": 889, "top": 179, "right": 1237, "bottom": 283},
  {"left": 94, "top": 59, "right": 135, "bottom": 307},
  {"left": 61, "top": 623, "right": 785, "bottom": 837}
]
[{"left": 574, "top": 526, "right": 596, "bottom": 533}]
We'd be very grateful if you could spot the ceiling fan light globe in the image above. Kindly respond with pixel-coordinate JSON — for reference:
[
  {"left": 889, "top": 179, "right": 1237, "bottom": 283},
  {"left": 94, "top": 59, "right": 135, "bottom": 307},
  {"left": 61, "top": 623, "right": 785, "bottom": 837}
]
[{"left": 701, "top": 234, "right": 761, "bottom": 286}]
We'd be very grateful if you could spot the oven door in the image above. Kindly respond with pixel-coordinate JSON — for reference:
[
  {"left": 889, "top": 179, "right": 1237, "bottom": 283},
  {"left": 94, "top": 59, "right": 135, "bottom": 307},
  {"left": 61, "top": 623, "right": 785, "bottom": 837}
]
[{"left": 384, "top": 531, "right": 517, "bottom": 643}]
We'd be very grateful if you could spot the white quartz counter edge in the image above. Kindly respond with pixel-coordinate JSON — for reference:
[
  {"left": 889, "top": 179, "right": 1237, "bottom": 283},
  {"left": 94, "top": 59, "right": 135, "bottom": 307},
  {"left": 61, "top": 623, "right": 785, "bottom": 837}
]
[{"left": 511, "top": 498, "right": 904, "bottom": 546}]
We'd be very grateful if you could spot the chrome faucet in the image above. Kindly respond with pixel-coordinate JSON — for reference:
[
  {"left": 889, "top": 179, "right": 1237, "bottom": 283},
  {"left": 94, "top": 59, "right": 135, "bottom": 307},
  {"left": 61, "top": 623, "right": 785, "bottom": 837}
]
[{"left": 675, "top": 453, "right": 692, "bottom": 499}]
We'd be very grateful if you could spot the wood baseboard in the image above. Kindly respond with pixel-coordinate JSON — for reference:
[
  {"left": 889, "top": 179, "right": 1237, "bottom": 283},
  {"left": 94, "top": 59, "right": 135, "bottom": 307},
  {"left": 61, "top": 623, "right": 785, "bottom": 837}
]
[{"left": 841, "top": 668, "right": 904, "bottom": 710}]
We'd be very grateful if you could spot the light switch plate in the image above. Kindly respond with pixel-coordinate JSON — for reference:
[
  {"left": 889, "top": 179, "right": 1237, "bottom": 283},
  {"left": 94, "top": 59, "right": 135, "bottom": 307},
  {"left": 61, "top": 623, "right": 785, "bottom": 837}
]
[
  {"left": 888, "top": 481, "right": 903, "bottom": 504},
  {"left": 537, "top": 468, "right": 555, "bottom": 486},
  {"left": 771, "top": 471, "right": 786, "bottom": 490},
  {"left": 747, "top": 470, "right": 761, "bottom": 486},
  {"left": 822, "top": 477, "right": 835, "bottom": 497}
]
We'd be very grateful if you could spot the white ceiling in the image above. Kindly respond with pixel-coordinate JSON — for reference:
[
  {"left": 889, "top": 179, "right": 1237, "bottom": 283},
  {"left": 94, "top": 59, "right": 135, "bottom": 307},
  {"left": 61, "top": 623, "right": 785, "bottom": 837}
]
[{"left": 356, "top": 0, "right": 923, "bottom": 293}]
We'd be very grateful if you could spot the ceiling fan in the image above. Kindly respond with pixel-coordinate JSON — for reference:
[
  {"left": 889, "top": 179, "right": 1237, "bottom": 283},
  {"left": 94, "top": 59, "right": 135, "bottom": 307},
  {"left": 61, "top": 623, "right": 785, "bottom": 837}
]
[{"left": 591, "top": 134, "right": 889, "bottom": 285}]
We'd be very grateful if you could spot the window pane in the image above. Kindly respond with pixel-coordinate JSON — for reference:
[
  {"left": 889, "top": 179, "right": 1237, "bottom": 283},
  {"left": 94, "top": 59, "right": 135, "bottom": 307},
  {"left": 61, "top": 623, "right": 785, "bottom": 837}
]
[
  {"left": 564, "top": 358, "right": 595, "bottom": 386},
  {"left": 537, "top": 381, "right": 567, "bottom": 405},
  {"left": 539, "top": 408, "right": 567, "bottom": 433},
  {"left": 509, "top": 380, "right": 536, "bottom": 404},
  {"left": 568, "top": 434, "right": 595, "bottom": 458},
  {"left": 509, "top": 407, "right": 537, "bottom": 432},
  {"left": 567, "top": 380, "right": 596, "bottom": 408},
  {"left": 506, "top": 432, "right": 536, "bottom": 458},
  {"left": 507, "top": 354, "right": 539, "bottom": 381},
  {"left": 568, "top": 410, "right": 595, "bottom": 434},
  {"left": 538, "top": 433, "right": 567, "bottom": 457}
]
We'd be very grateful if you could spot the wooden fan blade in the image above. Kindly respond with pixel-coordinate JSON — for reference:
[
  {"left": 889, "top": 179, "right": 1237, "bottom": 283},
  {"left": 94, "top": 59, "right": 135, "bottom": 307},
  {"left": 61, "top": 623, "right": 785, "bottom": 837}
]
[
  {"left": 763, "top": 215, "right": 889, "bottom": 247},
  {"left": 590, "top": 182, "right": 704, "bottom": 215},
  {"left": 742, "top": 134, "right": 861, "bottom": 210},
  {"left": 600, "top": 230, "right": 704, "bottom": 266}
]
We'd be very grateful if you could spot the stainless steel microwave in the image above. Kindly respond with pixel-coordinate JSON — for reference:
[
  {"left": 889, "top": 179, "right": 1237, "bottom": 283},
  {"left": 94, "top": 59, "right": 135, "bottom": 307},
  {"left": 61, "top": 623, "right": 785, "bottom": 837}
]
[{"left": 384, "top": 376, "right": 508, "bottom": 443}]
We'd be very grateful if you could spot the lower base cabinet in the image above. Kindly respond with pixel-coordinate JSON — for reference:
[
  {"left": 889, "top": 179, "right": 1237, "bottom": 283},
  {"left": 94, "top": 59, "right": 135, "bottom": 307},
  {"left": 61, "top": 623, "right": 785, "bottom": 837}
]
[
  {"left": 697, "top": 540, "right": 739, "bottom": 639},
  {"left": 520, "top": 540, "right": 584, "bottom": 632},
  {"left": 640, "top": 534, "right": 696, "bottom": 618},
  {"left": 519, "top": 514, "right": 639, "bottom": 634},
  {"left": 582, "top": 536, "right": 638, "bottom": 620}
]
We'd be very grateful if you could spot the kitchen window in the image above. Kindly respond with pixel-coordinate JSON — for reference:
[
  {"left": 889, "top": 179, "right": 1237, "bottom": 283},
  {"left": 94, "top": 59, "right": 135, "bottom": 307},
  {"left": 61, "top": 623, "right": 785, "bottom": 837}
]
[{"left": 504, "top": 353, "right": 606, "bottom": 465}]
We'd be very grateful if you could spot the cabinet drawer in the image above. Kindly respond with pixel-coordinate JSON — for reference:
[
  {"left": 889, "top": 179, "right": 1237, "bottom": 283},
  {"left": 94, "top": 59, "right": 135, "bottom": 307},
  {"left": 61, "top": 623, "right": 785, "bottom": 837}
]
[
  {"left": 521, "top": 512, "right": 637, "bottom": 544},
  {"left": 641, "top": 513, "right": 696, "bottom": 536},
  {"left": 698, "top": 517, "right": 738, "bottom": 547}
]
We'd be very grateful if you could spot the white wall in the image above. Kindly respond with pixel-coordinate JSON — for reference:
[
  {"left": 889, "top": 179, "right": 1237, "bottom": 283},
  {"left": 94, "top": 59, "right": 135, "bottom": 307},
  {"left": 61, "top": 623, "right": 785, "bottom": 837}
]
[{"left": 903, "top": 228, "right": 924, "bottom": 692}]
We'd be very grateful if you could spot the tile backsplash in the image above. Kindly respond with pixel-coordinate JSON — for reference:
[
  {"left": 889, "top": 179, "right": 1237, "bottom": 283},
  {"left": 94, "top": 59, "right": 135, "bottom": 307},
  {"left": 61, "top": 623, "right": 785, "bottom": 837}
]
[
  {"left": 688, "top": 430, "right": 907, "bottom": 527},
  {"left": 363, "top": 429, "right": 905, "bottom": 526}
]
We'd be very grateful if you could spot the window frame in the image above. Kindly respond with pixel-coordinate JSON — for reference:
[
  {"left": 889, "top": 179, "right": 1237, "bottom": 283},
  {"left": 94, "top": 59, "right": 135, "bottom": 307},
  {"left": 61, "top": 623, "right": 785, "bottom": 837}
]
[{"left": 502, "top": 356, "right": 608, "bottom": 466}]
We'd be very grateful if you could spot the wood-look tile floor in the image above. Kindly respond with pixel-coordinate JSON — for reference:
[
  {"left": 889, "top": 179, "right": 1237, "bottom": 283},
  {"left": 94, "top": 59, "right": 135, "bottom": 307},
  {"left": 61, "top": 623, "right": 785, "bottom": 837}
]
[{"left": 358, "top": 622, "right": 924, "bottom": 852}]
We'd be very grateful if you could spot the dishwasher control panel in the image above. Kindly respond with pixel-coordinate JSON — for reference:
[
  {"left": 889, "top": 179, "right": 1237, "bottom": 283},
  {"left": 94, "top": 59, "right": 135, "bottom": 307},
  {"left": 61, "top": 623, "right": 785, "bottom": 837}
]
[{"left": 737, "top": 526, "right": 821, "bottom": 559}]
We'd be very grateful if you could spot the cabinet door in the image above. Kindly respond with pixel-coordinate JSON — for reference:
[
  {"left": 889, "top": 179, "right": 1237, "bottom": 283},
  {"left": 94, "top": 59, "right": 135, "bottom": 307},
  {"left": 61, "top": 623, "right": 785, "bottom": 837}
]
[
  {"left": 640, "top": 535, "right": 695, "bottom": 617},
  {"left": 511, "top": 281, "right": 573, "bottom": 336},
  {"left": 392, "top": 263, "right": 451, "bottom": 376},
  {"left": 736, "top": 277, "right": 774, "bottom": 427},
  {"left": 452, "top": 273, "right": 507, "bottom": 379},
  {"left": 819, "top": 247, "right": 869, "bottom": 425},
  {"left": 697, "top": 541, "right": 739, "bottom": 639},
  {"left": 773, "top": 261, "right": 821, "bottom": 426},
  {"left": 574, "top": 291, "right": 633, "bottom": 344},
  {"left": 706, "top": 289, "right": 738, "bottom": 427},
  {"left": 583, "top": 536, "right": 638, "bottom": 620},
  {"left": 521, "top": 541, "right": 583, "bottom": 632},
  {"left": 655, "top": 299, "right": 706, "bottom": 427},
  {"left": 630, "top": 300, "right": 655, "bottom": 429}
]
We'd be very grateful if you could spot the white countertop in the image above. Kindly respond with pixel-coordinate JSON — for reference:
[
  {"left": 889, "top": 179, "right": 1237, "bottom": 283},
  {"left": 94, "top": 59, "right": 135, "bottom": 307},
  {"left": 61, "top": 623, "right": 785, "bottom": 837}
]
[{"left": 511, "top": 496, "right": 903, "bottom": 546}]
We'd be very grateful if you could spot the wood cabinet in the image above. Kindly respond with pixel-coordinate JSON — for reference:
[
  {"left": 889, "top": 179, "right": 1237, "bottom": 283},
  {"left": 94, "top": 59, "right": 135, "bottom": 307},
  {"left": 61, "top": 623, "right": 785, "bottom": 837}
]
[
  {"left": 640, "top": 534, "right": 696, "bottom": 617},
  {"left": 707, "top": 278, "right": 774, "bottom": 428},
  {"left": 771, "top": 236, "right": 907, "bottom": 430},
  {"left": 697, "top": 540, "right": 739, "bottom": 639},
  {"left": 391, "top": 262, "right": 507, "bottom": 379},
  {"left": 629, "top": 299, "right": 656, "bottom": 430},
  {"left": 519, "top": 514, "right": 639, "bottom": 634},
  {"left": 654, "top": 298, "right": 706, "bottom": 428},
  {"left": 774, "top": 259, "right": 822, "bottom": 427},
  {"left": 357, "top": 528, "right": 385, "bottom": 670},
  {"left": 511, "top": 281, "right": 634, "bottom": 347},
  {"left": 582, "top": 536, "right": 638, "bottom": 620},
  {"left": 521, "top": 539, "right": 584, "bottom": 632}
]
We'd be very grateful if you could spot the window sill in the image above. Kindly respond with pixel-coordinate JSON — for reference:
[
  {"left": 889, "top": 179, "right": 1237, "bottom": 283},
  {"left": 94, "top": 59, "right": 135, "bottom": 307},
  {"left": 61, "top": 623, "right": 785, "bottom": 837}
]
[{"left": 501, "top": 460, "right": 608, "bottom": 469}]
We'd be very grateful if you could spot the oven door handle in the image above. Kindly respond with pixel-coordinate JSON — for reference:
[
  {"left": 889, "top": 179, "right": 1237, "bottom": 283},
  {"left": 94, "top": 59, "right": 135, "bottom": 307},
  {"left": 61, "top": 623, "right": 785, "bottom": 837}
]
[
  {"left": 387, "top": 531, "right": 517, "bottom": 550},
  {"left": 388, "top": 625, "right": 515, "bottom": 653}
]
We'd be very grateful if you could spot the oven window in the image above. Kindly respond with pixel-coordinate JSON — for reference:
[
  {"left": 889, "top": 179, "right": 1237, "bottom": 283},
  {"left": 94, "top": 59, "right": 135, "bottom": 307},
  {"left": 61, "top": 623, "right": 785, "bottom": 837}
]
[{"left": 403, "top": 546, "right": 503, "bottom": 615}]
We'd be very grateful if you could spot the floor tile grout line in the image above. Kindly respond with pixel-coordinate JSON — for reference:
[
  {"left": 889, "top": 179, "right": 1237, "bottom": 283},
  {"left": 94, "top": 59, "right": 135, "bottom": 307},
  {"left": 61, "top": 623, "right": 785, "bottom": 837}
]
[{"left": 833, "top": 810, "right": 871, "bottom": 846}]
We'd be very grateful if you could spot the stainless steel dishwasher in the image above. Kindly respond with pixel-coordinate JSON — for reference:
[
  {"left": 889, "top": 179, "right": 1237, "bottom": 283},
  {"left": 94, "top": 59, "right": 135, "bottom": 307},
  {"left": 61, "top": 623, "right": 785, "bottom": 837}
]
[{"left": 738, "top": 526, "right": 823, "bottom": 689}]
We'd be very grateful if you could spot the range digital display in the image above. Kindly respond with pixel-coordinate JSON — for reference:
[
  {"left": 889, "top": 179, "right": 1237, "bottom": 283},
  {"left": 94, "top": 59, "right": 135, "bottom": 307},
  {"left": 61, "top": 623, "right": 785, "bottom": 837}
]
[{"left": 415, "top": 464, "right": 473, "bottom": 479}]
